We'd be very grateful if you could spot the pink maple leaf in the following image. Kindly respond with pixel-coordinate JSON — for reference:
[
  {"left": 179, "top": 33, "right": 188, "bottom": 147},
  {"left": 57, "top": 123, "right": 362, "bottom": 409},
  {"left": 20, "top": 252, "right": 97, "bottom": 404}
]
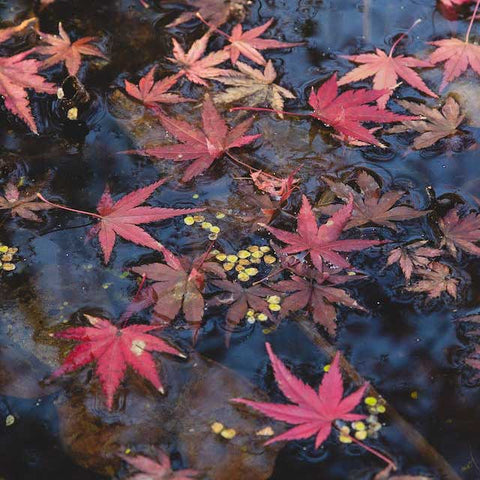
[{"left": 232, "top": 343, "right": 368, "bottom": 448}]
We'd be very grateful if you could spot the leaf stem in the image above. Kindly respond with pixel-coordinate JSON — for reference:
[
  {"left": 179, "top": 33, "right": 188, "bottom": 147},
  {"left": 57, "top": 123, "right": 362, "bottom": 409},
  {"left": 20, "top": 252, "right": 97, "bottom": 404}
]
[
  {"left": 36, "top": 193, "right": 103, "bottom": 219},
  {"left": 466, "top": 0, "right": 480, "bottom": 43},
  {"left": 196, "top": 13, "right": 231, "bottom": 39},
  {"left": 388, "top": 18, "right": 422, "bottom": 57},
  {"left": 230, "top": 106, "right": 309, "bottom": 117}
]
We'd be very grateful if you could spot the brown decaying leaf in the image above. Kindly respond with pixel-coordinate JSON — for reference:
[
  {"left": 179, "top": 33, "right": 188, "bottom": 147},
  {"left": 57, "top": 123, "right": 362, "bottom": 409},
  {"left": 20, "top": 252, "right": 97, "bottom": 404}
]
[
  {"left": 131, "top": 250, "right": 225, "bottom": 333},
  {"left": 166, "top": 0, "right": 247, "bottom": 28},
  {"left": 438, "top": 206, "right": 480, "bottom": 257},
  {"left": 37, "top": 22, "right": 107, "bottom": 76},
  {"left": 456, "top": 315, "right": 480, "bottom": 376},
  {"left": 0, "top": 182, "right": 53, "bottom": 221},
  {"left": 318, "top": 171, "right": 426, "bottom": 230},
  {"left": 214, "top": 60, "right": 295, "bottom": 116},
  {"left": 273, "top": 268, "right": 366, "bottom": 335},
  {"left": 168, "top": 32, "right": 234, "bottom": 87},
  {"left": 406, "top": 261, "right": 458, "bottom": 299},
  {"left": 386, "top": 241, "right": 443, "bottom": 282},
  {"left": 387, "top": 97, "right": 464, "bottom": 149}
]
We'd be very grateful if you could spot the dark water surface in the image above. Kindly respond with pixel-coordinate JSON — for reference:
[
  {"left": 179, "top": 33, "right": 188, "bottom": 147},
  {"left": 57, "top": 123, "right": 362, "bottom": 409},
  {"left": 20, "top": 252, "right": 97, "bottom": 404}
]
[{"left": 1, "top": 0, "right": 480, "bottom": 479}]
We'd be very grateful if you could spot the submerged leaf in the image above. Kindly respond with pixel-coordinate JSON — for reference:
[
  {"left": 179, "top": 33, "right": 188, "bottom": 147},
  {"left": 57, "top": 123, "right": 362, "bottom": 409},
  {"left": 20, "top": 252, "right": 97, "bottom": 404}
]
[
  {"left": 0, "top": 182, "right": 52, "bottom": 221},
  {"left": 406, "top": 261, "right": 459, "bottom": 299},
  {"left": 439, "top": 206, "right": 480, "bottom": 257}
]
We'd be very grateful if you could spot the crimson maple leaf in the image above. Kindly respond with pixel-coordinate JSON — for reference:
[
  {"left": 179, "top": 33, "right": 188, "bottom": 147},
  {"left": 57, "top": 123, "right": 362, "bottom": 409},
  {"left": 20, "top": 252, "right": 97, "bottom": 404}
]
[
  {"left": 318, "top": 171, "right": 427, "bottom": 230},
  {"left": 119, "top": 449, "right": 198, "bottom": 480},
  {"left": 38, "top": 178, "right": 203, "bottom": 263},
  {"left": 52, "top": 314, "right": 184, "bottom": 410},
  {"left": 438, "top": 206, "right": 480, "bottom": 256},
  {"left": 262, "top": 194, "right": 386, "bottom": 272},
  {"left": 385, "top": 241, "right": 442, "bottom": 281},
  {"left": 37, "top": 22, "right": 107, "bottom": 76},
  {"left": 128, "top": 96, "right": 261, "bottom": 182},
  {"left": 130, "top": 250, "right": 225, "bottom": 333},
  {"left": 209, "top": 17, "right": 303, "bottom": 65},
  {"left": 429, "top": 1, "right": 480, "bottom": 91},
  {"left": 125, "top": 67, "right": 190, "bottom": 106},
  {"left": 274, "top": 268, "right": 365, "bottom": 335},
  {"left": 0, "top": 182, "right": 53, "bottom": 221},
  {"left": 308, "top": 74, "right": 416, "bottom": 146},
  {"left": 232, "top": 343, "right": 368, "bottom": 448},
  {"left": 0, "top": 49, "right": 56, "bottom": 133},
  {"left": 338, "top": 42, "right": 437, "bottom": 109},
  {"left": 168, "top": 32, "right": 234, "bottom": 86},
  {"left": 406, "top": 261, "right": 459, "bottom": 299}
]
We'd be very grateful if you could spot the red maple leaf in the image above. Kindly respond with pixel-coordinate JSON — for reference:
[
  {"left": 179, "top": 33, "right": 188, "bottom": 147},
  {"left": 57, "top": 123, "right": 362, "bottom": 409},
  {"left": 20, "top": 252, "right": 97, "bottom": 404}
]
[
  {"left": 274, "top": 268, "right": 365, "bottom": 335},
  {"left": 51, "top": 314, "right": 184, "bottom": 410},
  {"left": 262, "top": 194, "right": 386, "bottom": 272},
  {"left": 38, "top": 178, "right": 203, "bottom": 263},
  {"left": 385, "top": 241, "right": 442, "bottom": 281},
  {"left": 119, "top": 449, "right": 198, "bottom": 480},
  {"left": 124, "top": 67, "right": 190, "bottom": 106},
  {"left": 232, "top": 343, "right": 368, "bottom": 448},
  {"left": 438, "top": 0, "right": 475, "bottom": 20},
  {"left": 308, "top": 74, "right": 416, "bottom": 146},
  {"left": 338, "top": 38, "right": 437, "bottom": 109},
  {"left": 168, "top": 32, "right": 234, "bottom": 86},
  {"left": 429, "top": 1, "right": 480, "bottom": 90},
  {"left": 37, "top": 22, "right": 107, "bottom": 76},
  {"left": 438, "top": 206, "right": 480, "bottom": 256},
  {"left": 0, "top": 49, "right": 56, "bottom": 133},
  {"left": 250, "top": 169, "right": 299, "bottom": 204},
  {"left": 130, "top": 250, "right": 225, "bottom": 333},
  {"left": 128, "top": 96, "right": 261, "bottom": 181},
  {"left": 204, "top": 17, "right": 303, "bottom": 65}
]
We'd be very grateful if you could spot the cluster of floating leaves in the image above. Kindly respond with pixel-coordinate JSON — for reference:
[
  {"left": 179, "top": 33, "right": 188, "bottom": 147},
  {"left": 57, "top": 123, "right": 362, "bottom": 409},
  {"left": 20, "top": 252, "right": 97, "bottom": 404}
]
[{"left": 0, "top": 244, "right": 18, "bottom": 272}]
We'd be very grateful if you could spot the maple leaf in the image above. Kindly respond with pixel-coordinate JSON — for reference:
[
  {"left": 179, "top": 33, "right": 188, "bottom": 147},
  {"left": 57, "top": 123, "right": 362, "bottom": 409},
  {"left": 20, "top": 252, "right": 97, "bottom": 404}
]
[
  {"left": 128, "top": 96, "right": 261, "bottom": 182},
  {"left": 37, "top": 22, "right": 107, "bottom": 76},
  {"left": 119, "top": 449, "right": 198, "bottom": 480},
  {"left": 38, "top": 178, "right": 203, "bottom": 263},
  {"left": 0, "top": 17, "right": 37, "bottom": 44},
  {"left": 211, "top": 280, "right": 274, "bottom": 330},
  {"left": 457, "top": 315, "right": 480, "bottom": 376},
  {"left": 429, "top": 1, "right": 480, "bottom": 91},
  {"left": 166, "top": 0, "right": 247, "bottom": 28},
  {"left": 262, "top": 194, "right": 386, "bottom": 272},
  {"left": 387, "top": 97, "right": 464, "bottom": 149},
  {"left": 51, "top": 314, "right": 184, "bottom": 410},
  {"left": 318, "top": 171, "right": 427, "bottom": 230},
  {"left": 250, "top": 169, "right": 299, "bottom": 203},
  {"left": 386, "top": 241, "right": 443, "bottom": 281},
  {"left": 131, "top": 250, "right": 225, "bottom": 332},
  {"left": 211, "top": 18, "right": 303, "bottom": 65},
  {"left": 125, "top": 67, "right": 191, "bottom": 106},
  {"left": 214, "top": 60, "right": 295, "bottom": 115},
  {"left": 438, "top": 206, "right": 480, "bottom": 256},
  {"left": 406, "top": 261, "right": 459, "bottom": 299},
  {"left": 0, "top": 182, "right": 52, "bottom": 221},
  {"left": 338, "top": 40, "right": 437, "bottom": 109},
  {"left": 168, "top": 32, "right": 234, "bottom": 86},
  {"left": 274, "top": 268, "right": 366, "bottom": 335},
  {"left": 0, "top": 49, "right": 56, "bottom": 133},
  {"left": 232, "top": 343, "right": 368, "bottom": 448},
  {"left": 308, "top": 74, "right": 416, "bottom": 146}
]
